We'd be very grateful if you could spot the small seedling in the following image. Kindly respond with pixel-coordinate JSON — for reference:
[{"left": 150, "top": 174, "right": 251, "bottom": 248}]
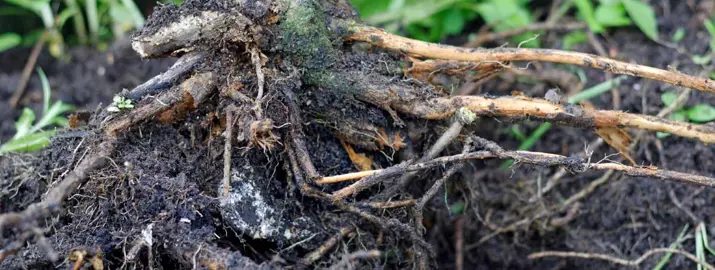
[
  {"left": 0, "top": 68, "right": 73, "bottom": 154},
  {"left": 107, "top": 95, "right": 134, "bottom": 112},
  {"left": 657, "top": 91, "right": 715, "bottom": 138}
]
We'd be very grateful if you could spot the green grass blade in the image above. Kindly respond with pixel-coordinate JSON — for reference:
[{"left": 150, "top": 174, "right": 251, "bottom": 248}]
[
  {"left": 501, "top": 122, "right": 552, "bottom": 169},
  {"left": 0, "top": 130, "right": 56, "bottom": 154},
  {"left": 120, "top": 0, "right": 145, "bottom": 29},
  {"left": 86, "top": 0, "right": 99, "bottom": 43},
  {"left": 0, "top": 33, "right": 21, "bottom": 53},
  {"left": 37, "top": 68, "right": 50, "bottom": 114},
  {"left": 653, "top": 224, "right": 690, "bottom": 270},
  {"left": 567, "top": 75, "right": 627, "bottom": 103}
]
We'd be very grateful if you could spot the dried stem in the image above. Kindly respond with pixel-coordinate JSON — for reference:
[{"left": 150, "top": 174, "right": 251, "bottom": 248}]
[
  {"left": 10, "top": 32, "right": 47, "bottom": 108},
  {"left": 347, "top": 25, "right": 715, "bottom": 94}
]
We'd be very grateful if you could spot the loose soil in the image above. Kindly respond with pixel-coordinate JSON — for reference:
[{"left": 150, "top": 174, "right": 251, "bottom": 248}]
[{"left": 1, "top": 1, "right": 715, "bottom": 269}]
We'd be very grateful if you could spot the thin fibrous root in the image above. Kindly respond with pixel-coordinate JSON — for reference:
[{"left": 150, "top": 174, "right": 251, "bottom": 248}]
[
  {"left": 391, "top": 95, "right": 715, "bottom": 144},
  {"left": 0, "top": 140, "right": 116, "bottom": 262},
  {"left": 303, "top": 227, "right": 356, "bottom": 265},
  {"left": 346, "top": 25, "right": 715, "bottom": 94},
  {"left": 320, "top": 149, "right": 715, "bottom": 192},
  {"left": 528, "top": 249, "right": 715, "bottom": 270}
]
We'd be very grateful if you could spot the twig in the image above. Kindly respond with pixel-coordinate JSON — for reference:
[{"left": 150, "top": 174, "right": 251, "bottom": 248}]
[
  {"left": 303, "top": 227, "right": 356, "bottom": 265},
  {"left": 221, "top": 107, "right": 236, "bottom": 199},
  {"left": 464, "top": 22, "right": 586, "bottom": 48},
  {"left": 528, "top": 248, "right": 715, "bottom": 270},
  {"left": 10, "top": 32, "right": 48, "bottom": 108},
  {"left": 346, "top": 25, "right": 715, "bottom": 94}
]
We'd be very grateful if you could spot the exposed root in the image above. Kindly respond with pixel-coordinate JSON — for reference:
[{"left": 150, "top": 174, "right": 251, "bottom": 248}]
[
  {"left": 327, "top": 250, "right": 382, "bottom": 270},
  {"left": 125, "top": 52, "right": 203, "bottom": 100},
  {"left": 221, "top": 107, "right": 236, "bottom": 199},
  {"left": 0, "top": 140, "right": 116, "bottom": 262},
  {"left": 303, "top": 227, "right": 356, "bottom": 265},
  {"left": 358, "top": 199, "right": 416, "bottom": 209},
  {"left": 529, "top": 248, "right": 715, "bottom": 270},
  {"left": 319, "top": 138, "right": 715, "bottom": 188},
  {"left": 103, "top": 72, "right": 216, "bottom": 136},
  {"left": 388, "top": 95, "right": 715, "bottom": 144},
  {"left": 347, "top": 25, "right": 715, "bottom": 94}
]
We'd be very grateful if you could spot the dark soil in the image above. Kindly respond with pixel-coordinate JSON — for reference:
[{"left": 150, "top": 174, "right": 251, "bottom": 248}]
[{"left": 1, "top": 1, "right": 715, "bottom": 269}]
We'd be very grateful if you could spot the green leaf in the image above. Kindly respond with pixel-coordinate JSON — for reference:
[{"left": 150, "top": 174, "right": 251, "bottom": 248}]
[
  {"left": 13, "top": 108, "right": 36, "bottom": 139},
  {"left": 562, "top": 31, "right": 588, "bottom": 50},
  {"left": 476, "top": 0, "right": 532, "bottom": 31},
  {"left": 0, "top": 33, "right": 21, "bottom": 53},
  {"left": 442, "top": 8, "right": 465, "bottom": 35},
  {"left": 594, "top": 3, "right": 631, "bottom": 27},
  {"left": 704, "top": 20, "right": 715, "bottom": 52},
  {"left": 692, "top": 54, "right": 712, "bottom": 65},
  {"left": 37, "top": 68, "right": 51, "bottom": 113},
  {"left": 622, "top": 0, "right": 659, "bottom": 41},
  {"left": 660, "top": 91, "right": 678, "bottom": 106},
  {"left": 574, "top": 0, "right": 604, "bottom": 33},
  {"left": 0, "top": 130, "right": 56, "bottom": 154},
  {"left": 670, "top": 110, "right": 687, "bottom": 122},
  {"left": 449, "top": 201, "right": 466, "bottom": 216},
  {"left": 657, "top": 109, "right": 686, "bottom": 138},
  {"left": 4, "top": 0, "right": 53, "bottom": 29},
  {"left": 671, "top": 28, "right": 685, "bottom": 43},
  {"left": 686, "top": 104, "right": 715, "bottom": 123}
]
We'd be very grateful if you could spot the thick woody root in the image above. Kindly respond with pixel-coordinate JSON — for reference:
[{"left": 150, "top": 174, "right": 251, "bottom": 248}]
[
  {"left": 103, "top": 72, "right": 216, "bottom": 136},
  {"left": 405, "top": 59, "right": 505, "bottom": 87},
  {"left": 346, "top": 25, "right": 715, "bottom": 94},
  {"left": 385, "top": 94, "right": 715, "bottom": 144}
]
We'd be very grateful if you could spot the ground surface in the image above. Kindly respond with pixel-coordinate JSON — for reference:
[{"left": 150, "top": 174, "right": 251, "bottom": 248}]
[{"left": 1, "top": 1, "right": 715, "bottom": 269}]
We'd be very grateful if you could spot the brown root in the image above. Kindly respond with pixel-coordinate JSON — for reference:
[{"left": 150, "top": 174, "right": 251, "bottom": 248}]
[{"left": 347, "top": 25, "right": 715, "bottom": 94}]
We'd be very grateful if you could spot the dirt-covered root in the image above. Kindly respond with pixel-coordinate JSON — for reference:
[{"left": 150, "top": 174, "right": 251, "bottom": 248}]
[
  {"left": 103, "top": 72, "right": 217, "bottom": 136},
  {"left": 346, "top": 25, "right": 715, "bottom": 94},
  {"left": 4, "top": 0, "right": 715, "bottom": 268}
]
